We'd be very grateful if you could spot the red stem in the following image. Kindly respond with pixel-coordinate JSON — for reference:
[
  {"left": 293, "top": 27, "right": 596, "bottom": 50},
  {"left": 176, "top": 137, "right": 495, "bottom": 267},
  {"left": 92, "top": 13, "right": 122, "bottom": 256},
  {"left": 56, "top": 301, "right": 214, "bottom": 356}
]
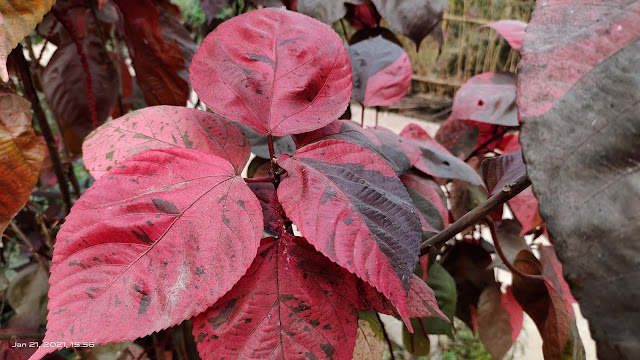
[
  {"left": 484, "top": 218, "right": 544, "bottom": 282},
  {"left": 51, "top": 8, "right": 98, "bottom": 129}
]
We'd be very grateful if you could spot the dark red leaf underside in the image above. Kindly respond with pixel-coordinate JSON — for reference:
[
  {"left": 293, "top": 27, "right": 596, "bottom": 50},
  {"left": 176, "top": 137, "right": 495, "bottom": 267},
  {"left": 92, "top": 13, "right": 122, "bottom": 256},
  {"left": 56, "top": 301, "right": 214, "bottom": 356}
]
[
  {"left": 400, "top": 124, "right": 484, "bottom": 186},
  {"left": 451, "top": 72, "right": 518, "bottom": 127},
  {"left": 345, "top": 2, "right": 380, "bottom": 30},
  {"left": 113, "top": 0, "right": 189, "bottom": 106},
  {"left": 193, "top": 236, "right": 360, "bottom": 360},
  {"left": 33, "top": 148, "right": 262, "bottom": 359},
  {"left": 481, "top": 149, "right": 526, "bottom": 195},
  {"left": 189, "top": 8, "right": 352, "bottom": 136},
  {"left": 277, "top": 139, "right": 422, "bottom": 323},
  {"left": 42, "top": 36, "right": 118, "bottom": 154},
  {"left": 517, "top": 1, "right": 640, "bottom": 356},
  {"left": 348, "top": 36, "right": 412, "bottom": 107},
  {"left": 83, "top": 106, "right": 250, "bottom": 179}
]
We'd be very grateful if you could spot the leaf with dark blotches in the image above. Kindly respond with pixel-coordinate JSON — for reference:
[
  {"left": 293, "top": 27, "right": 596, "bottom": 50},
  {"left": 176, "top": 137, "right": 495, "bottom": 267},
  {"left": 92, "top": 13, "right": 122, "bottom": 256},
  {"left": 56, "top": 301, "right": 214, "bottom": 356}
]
[
  {"left": 400, "top": 123, "right": 484, "bottom": 186},
  {"left": 348, "top": 35, "right": 412, "bottom": 107},
  {"left": 113, "top": 0, "right": 189, "bottom": 106},
  {"left": 368, "top": 126, "right": 421, "bottom": 173},
  {"left": 484, "top": 20, "right": 527, "bottom": 50},
  {"left": 0, "top": 88, "right": 45, "bottom": 235},
  {"left": 435, "top": 116, "right": 504, "bottom": 159},
  {"left": 370, "top": 0, "right": 446, "bottom": 47},
  {"left": 190, "top": 8, "right": 352, "bottom": 136},
  {"left": 517, "top": 2, "right": 640, "bottom": 357},
  {"left": 451, "top": 72, "right": 518, "bottom": 127},
  {"left": 277, "top": 139, "right": 422, "bottom": 323},
  {"left": 192, "top": 236, "right": 360, "bottom": 360},
  {"left": 83, "top": 106, "right": 250, "bottom": 179},
  {"left": 400, "top": 170, "right": 448, "bottom": 234},
  {"left": 297, "top": 0, "right": 365, "bottom": 24},
  {"left": 32, "top": 148, "right": 262, "bottom": 359},
  {"left": 42, "top": 36, "right": 118, "bottom": 154},
  {"left": 477, "top": 284, "right": 523, "bottom": 359},
  {"left": 481, "top": 149, "right": 526, "bottom": 195}
]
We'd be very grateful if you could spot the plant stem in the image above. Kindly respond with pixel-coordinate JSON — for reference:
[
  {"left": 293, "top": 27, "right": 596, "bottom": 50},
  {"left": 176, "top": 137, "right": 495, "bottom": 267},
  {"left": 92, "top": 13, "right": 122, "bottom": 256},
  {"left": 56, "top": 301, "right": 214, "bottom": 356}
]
[
  {"left": 376, "top": 313, "right": 396, "bottom": 360},
  {"left": 360, "top": 106, "right": 365, "bottom": 127},
  {"left": 420, "top": 174, "right": 531, "bottom": 255},
  {"left": 484, "top": 218, "right": 544, "bottom": 281},
  {"left": 339, "top": 19, "right": 350, "bottom": 43},
  {"left": 464, "top": 126, "right": 511, "bottom": 162},
  {"left": 12, "top": 46, "right": 72, "bottom": 215}
]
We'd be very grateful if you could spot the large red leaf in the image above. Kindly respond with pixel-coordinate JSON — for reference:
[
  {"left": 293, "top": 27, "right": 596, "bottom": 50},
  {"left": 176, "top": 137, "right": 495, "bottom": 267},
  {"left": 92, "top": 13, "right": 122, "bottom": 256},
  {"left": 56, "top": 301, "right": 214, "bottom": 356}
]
[
  {"left": 370, "top": 0, "right": 446, "bottom": 48},
  {"left": 348, "top": 35, "right": 412, "bottom": 107},
  {"left": 277, "top": 139, "right": 422, "bottom": 323},
  {"left": 82, "top": 106, "right": 250, "bottom": 179},
  {"left": 193, "top": 236, "right": 360, "bottom": 360},
  {"left": 450, "top": 72, "right": 518, "bottom": 127},
  {"left": 0, "top": 88, "right": 45, "bottom": 235},
  {"left": 517, "top": 1, "right": 640, "bottom": 357},
  {"left": 434, "top": 117, "right": 503, "bottom": 159},
  {"left": 400, "top": 123, "right": 484, "bottom": 186},
  {"left": 113, "top": 0, "right": 189, "bottom": 106},
  {"left": 190, "top": 8, "right": 352, "bottom": 136},
  {"left": 484, "top": 20, "right": 527, "bottom": 50},
  {"left": 32, "top": 148, "right": 262, "bottom": 359},
  {"left": 42, "top": 36, "right": 118, "bottom": 154}
]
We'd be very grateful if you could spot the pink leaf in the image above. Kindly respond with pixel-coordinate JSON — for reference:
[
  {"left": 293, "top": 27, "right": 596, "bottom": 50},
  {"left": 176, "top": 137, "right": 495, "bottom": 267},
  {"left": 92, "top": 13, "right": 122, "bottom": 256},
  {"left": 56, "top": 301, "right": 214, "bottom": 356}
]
[
  {"left": 83, "top": 106, "right": 250, "bottom": 179},
  {"left": 450, "top": 72, "right": 518, "bottom": 127},
  {"left": 484, "top": 20, "right": 527, "bottom": 50},
  {"left": 508, "top": 187, "right": 544, "bottom": 236},
  {"left": 32, "top": 148, "right": 262, "bottom": 359},
  {"left": 348, "top": 36, "right": 412, "bottom": 107},
  {"left": 193, "top": 236, "right": 360, "bottom": 360},
  {"left": 400, "top": 170, "right": 449, "bottom": 232},
  {"left": 277, "top": 140, "right": 422, "bottom": 324},
  {"left": 400, "top": 123, "right": 484, "bottom": 186},
  {"left": 496, "top": 132, "right": 521, "bottom": 154},
  {"left": 190, "top": 8, "right": 352, "bottom": 136},
  {"left": 539, "top": 246, "right": 577, "bottom": 317}
]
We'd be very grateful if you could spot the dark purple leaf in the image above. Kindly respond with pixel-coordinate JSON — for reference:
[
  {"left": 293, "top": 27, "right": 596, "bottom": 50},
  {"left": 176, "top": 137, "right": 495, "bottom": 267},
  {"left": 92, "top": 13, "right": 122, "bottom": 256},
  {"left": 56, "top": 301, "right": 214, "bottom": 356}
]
[
  {"left": 481, "top": 149, "right": 526, "bottom": 195},
  {"left": 370, "top": 0, "right": 446, "bottom": 48}
]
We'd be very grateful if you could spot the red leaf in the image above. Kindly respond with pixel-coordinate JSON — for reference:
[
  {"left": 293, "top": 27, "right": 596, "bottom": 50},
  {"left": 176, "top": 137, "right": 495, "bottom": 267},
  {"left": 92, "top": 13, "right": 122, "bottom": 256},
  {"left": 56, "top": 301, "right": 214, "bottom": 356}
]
[
  {"left": 42, "top": 36, "right": 118, "bottom": 154},
  {"left": 358, "top": 275, "right": 447, "bottom": 322},
  {"left": 348, "top": 36, "right": 412, "bottom": 107},
  {"left": 481, "top": 149, "right": 526, "bottom": 195},
  {"left": 113, "top": 0, "right": 189, "bottom": 106},
  {"left": 400, "top": 170, "right": 449, "bottom": 232},
  {"left": 502, "top": 286, "right": 523, "bottom": 343},
  {"left": 83, "top": 106, "right": 250, "bottom": 179},
  {"left": 495, "top": 132, "right": 520, "bottom": 154},
  {"left": 400, "top": 123, "right": 484, "bottom": 186},
  {"left": 434, "top": 117, "right": 503, "bottom": 158},
  {"left": 539, "top": 246, "right": 576, "bottom": 317},
  {"left": 484, "top": 20, "right": 527, "bottom": 50},
  {"left": 368, "top": 126, "right": 421, "bottom": 172},
  {"left": 345, "top": 2, "right": 380, "bottom": 30},
  {"left": 277, "top": 139, "right": 422, "bottom": 323},
  {"left": 450, "top": 72, "right": 518, "bottom": 127},
  {"left": 190, "top": 8, "right": 352, "bottom": 136},
  {"left": 192, "top": 236, "right": 360, "bottom": 360},
  {"left": 508, "top": 187, "right": 544, "bottom": 236},
  {"left": 33, "top": 148, "right": 263, "bottom": 358}
]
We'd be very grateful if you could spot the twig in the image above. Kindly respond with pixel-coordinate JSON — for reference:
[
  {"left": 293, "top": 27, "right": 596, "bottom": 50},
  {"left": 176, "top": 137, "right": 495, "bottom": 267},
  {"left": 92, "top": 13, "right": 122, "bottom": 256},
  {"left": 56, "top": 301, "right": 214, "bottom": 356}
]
[
  {"left": 420, "top": 174, "right": 531, "bottom": 255},
  {"left": 376, "top": 313, "right": 396, "bottom": 360},
  {"left": 360, "top": 106, "right": 365, "bottom": 127},
  {"left": 464, "top": 126, "right": 511, "bottom": 162},
  {"left": 12, "top": 45, "right": 72, "bottom": 215},
  {"left": 339, "top": 19, "right": 350, "bottom": 43},
  {"left": 484, "top": 218, "right": 544, "bottom": 281}
]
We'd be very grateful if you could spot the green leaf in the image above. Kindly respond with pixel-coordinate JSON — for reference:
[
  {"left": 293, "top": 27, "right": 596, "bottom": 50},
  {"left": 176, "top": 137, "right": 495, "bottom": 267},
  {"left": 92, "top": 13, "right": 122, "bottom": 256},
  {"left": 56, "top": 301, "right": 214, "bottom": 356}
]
[{"left": 421, "top": 262, "right": 457, "bottom": 338}]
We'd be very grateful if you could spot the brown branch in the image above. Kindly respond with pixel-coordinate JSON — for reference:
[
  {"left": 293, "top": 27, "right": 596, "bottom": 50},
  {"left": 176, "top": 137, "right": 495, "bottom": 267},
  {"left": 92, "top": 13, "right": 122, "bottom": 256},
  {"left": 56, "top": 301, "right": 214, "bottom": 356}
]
[
  {"left": 12, "top": 45, "right": 72, "bottom": 215},
  {"left": 420, "top": 174, "right": 531, "bottom": 255}
]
